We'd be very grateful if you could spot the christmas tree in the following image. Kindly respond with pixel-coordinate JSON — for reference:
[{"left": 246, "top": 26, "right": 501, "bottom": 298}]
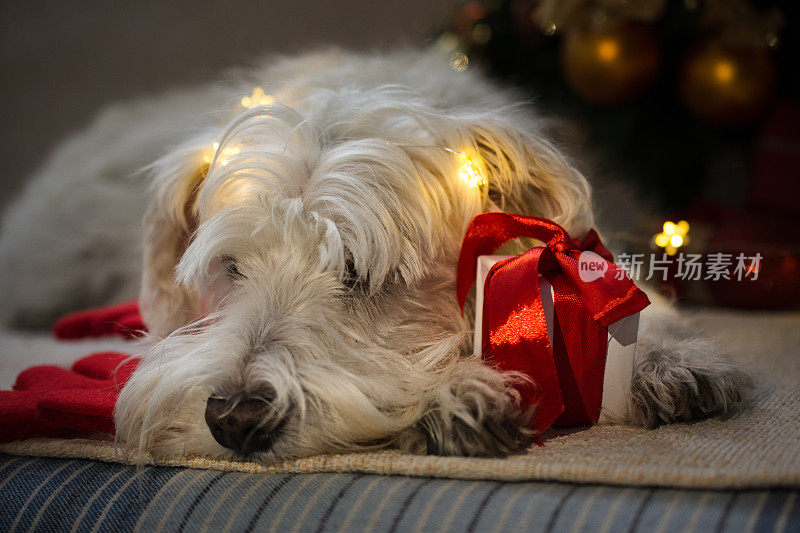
[{"left": 436, "top": 0, "right": 800, "bottom": 308}]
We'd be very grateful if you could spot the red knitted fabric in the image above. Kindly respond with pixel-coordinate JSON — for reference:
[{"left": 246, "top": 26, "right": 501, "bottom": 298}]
[
  {"left": 0, "top": 352, "right": 139, "bottom": 442},
  {"left": 0, "top": 302, "right": 148, "bottom": 442},
  {"left": 53, "top": 300, "right": 146, "bottom": 340}
]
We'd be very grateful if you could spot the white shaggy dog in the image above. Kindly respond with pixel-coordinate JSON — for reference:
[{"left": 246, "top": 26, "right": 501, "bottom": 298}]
[{"left": 0, "top": 49, "right": 749, "bottom": 459}]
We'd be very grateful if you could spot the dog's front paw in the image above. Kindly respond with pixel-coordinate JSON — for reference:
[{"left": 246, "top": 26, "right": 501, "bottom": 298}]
[
  {"left": 416, "top": 409, "right": 533, "bottom": 458},
  {"left": 406, "top": 391, "right": 533, "bottom": 458},
  {"left": 629, "top": 338, "right": 752, "bottom": 428}
]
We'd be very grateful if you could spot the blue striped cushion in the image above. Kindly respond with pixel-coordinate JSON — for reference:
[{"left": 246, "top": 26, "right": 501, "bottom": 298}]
[{"left": 1, "top": 454, "right": 797, "bottom": 532}]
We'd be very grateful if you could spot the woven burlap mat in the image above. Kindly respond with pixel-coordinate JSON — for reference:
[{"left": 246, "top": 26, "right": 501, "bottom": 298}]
[{"left": 2, "top": 309, "right": 798, "bottom": 489}]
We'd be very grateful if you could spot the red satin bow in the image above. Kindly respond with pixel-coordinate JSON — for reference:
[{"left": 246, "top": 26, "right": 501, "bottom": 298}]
[{"left": 456, "top": 213, "right": 650, "bottom": 434}]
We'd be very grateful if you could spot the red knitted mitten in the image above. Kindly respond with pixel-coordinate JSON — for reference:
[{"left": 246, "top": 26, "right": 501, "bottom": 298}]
[
  {"left": 53, "top": 301, "right": 146, "bottom": 340},
  {"left": 0, "top": 352, "right": 139, "bottom": 442}
]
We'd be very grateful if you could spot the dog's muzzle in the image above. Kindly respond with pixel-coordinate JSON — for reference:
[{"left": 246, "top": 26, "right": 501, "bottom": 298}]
[{"left": 204, "top": 392, "right": 286, "bottom": 454}]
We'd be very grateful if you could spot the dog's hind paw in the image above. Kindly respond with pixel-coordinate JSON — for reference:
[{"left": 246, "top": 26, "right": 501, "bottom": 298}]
[{"left": 629, "top": 338, "right": 752, "bottom": 429}]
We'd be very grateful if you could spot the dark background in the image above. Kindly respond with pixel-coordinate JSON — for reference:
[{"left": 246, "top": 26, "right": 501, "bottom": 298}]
[{"left": 0, "top": 0, "right": 454, "bottom": 208}]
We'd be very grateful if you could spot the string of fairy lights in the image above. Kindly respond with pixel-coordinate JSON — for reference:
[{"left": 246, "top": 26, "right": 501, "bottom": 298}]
[
  {"left": 202, "top": 87, "right": 488, "bottom": 189},
  {"left": 653, "top": 220, "right": 690, "bottom": 255},
  {"left": 205, "top": 86, "right": 686, "bottom": 252}
]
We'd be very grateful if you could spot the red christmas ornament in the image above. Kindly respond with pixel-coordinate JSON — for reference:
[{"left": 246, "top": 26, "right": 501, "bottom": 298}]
[
  {"left": 705, "top": 211, "right": 800, "bottom": 309},
  {"left": 749, "top": 101, "right": 800, "bottom": 215}
]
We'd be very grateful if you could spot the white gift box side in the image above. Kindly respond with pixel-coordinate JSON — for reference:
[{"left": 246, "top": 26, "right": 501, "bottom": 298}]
[{"left": 473, "top": 255, "right": 640, "bottom": 424}]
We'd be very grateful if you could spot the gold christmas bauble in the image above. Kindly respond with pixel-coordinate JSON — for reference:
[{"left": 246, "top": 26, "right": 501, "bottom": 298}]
[
  {"left": 680, "top": 40, "right": 776, "bottom": 126},
  {"left": 561, "top": 23, "right": 661, "bottom": 105}
]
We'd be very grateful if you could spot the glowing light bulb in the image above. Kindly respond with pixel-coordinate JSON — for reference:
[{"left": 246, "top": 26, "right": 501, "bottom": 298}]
[
  {"left": 455, "top": 151, "right": 487, "bottom": 188},
  {"left": 203, "top": 142, "right": 241, "bottom": 167},
  {"left": 202, "top": 143, "right": 217, "bottom": 165},
  {"left": 241, "top": 87, "right": 275, "bottom": 108},
  {"left": 449, "top": 52, "right": 469, "bottom": 72},
  {"left": 653, "top": 219, "right": 690, "bottom": 255}
]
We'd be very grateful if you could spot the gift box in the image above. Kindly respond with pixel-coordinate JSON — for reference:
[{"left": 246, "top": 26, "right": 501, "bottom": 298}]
[
  {"left": 457, "top": 213, "right": 650, "bottom": 434},
  {"left": 473, "top": 255, "right": 640, "bottom": 425}
]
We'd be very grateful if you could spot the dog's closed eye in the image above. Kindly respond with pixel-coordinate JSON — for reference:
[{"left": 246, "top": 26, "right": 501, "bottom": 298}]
[
  {"left": 221, "top": 256, "right": 245, "bottom": 280},
  {"left": 343, "top": 258, "right": 368, "bottom": 290}
]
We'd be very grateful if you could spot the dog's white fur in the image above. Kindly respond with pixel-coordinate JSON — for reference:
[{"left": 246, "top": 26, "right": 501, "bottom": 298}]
[{"left": 0, "top": 49, "right": 749, "bottom": 459}]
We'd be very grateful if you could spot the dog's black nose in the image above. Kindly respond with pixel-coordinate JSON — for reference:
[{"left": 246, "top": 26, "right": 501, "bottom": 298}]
[{"left": 205, "top": 395, "right": 284, "bottom": 454}]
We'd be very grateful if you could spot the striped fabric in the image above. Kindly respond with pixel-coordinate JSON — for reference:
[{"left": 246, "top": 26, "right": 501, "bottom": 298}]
[{"left": 1, "top": 455, "right": 797, "bottom": 532}]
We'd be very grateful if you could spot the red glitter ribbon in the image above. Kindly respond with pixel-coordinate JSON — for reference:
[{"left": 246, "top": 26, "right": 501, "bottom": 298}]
[{"left": 456, "top": 213, "right": 650, "bottom": 434}]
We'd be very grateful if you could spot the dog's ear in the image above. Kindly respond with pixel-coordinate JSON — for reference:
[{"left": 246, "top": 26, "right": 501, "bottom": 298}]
[
  {"left": 465, "top": 116, "right": 594, "bottom": 238},
  {"left": 140, "top": 145, "right": 208, "bottom": 337}
]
